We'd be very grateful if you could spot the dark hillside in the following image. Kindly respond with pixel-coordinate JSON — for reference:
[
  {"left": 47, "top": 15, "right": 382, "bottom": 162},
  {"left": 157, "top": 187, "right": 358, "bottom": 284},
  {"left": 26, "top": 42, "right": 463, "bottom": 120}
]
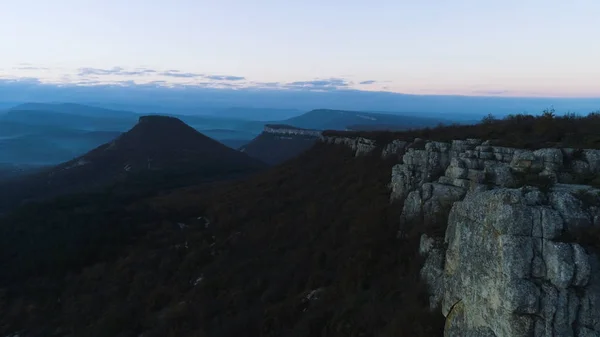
[
  {"left": 0, "top": 142, "right": 443, "bottom": 337},
  {"left": 240, "top": 125, "right": 321, "bottom": 165}
]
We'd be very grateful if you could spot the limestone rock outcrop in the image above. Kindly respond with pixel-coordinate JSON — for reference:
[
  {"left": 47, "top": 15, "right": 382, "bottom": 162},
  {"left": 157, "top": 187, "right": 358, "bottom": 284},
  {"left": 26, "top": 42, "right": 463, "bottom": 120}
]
[
  {"left": 321, "top": 136, "right": 377, "bottom": 157},
  {"left": 263, "top": 125, "right": 323, "bottom": 137},
  {"left": 438, "top": 187, "right": 600, "bottom": 337},
  {"left": 324, "top": 134, "right": 600, "bottom": 337}
]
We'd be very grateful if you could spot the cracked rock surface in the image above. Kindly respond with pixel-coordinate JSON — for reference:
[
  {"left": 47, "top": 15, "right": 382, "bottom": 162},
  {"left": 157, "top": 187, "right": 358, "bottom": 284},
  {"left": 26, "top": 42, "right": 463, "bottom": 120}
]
[{"left": 438, "top": 187, "right": 600, "bottom": 337}]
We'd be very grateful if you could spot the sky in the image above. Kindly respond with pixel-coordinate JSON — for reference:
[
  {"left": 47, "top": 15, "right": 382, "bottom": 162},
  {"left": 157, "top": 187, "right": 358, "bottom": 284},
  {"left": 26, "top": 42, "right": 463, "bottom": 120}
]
[{"left": 0, "top": 0, "right": 599, "bottom": 97}]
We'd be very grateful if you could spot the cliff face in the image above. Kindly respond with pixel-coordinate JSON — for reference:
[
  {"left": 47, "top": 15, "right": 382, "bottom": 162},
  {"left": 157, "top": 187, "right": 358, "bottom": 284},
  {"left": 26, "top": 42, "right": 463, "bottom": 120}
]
[
  {"left": 321, "top": 135, "right": 600, "bottom": 337},
  {"left": 240, "top": 125, "right": 323, "bottom": 165},
  {"left": 439, "top": 187, "right": 600, "bottom": 337},
  {"left": 263, "top": 125, "right": 323, "bottom": 137}
]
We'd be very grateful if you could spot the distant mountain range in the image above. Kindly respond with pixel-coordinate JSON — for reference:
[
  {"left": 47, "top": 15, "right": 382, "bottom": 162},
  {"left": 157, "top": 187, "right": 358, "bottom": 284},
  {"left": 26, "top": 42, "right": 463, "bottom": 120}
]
[
  {"left": 3, "top": 108, "right": 137, "bottom": 131},
  {"left": 11, "top": 102, "right": 137, "bottom": 118},
  {"left": 0, "top": 115, "right": 266, "bottom": 213},
  {"left": 0, "top": 102, "right": 467, "bottom": 168},
  {"left": 0, "top": 103, "right": 262, "bottom": 166},
  {"left": 279, "top": 109, "right": 451, "bottom": 130}
]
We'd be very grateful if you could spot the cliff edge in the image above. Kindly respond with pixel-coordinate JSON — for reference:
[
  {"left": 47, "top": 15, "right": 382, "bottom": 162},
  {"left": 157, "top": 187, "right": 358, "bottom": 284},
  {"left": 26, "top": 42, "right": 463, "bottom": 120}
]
[
  {"left": 323, "top": 134, "right": 600, "bottom": 337},
  {"left": 240, "top": 124, "right": 323, "bottom": 165}
]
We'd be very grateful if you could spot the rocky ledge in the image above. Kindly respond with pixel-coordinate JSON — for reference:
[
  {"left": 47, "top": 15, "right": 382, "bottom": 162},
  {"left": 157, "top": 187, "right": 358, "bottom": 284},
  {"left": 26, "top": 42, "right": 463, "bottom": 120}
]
[
  {"left": 427, "top": 186, "right": 600, "bottom": 337},
  {"left": 323, "top": 135, "right": 600, "bottom": 337}
]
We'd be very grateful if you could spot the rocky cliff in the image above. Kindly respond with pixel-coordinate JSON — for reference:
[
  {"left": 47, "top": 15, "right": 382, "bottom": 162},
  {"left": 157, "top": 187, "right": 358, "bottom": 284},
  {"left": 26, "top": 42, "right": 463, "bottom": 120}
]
[
  {"left": 263, "top": 124, "right": 323, "bottom": 137},
  {"left": 240, "top": 125, "right": 323, "bottom": 165},
  {"left": 320, "top": 135, "right": 600, "bottom": 337}
]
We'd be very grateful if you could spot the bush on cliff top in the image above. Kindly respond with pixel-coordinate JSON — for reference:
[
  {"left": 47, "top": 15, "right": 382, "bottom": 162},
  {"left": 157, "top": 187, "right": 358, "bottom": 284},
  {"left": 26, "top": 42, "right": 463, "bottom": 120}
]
[{"left": 323, "top": 110, "right": 600, "bottom": 149}]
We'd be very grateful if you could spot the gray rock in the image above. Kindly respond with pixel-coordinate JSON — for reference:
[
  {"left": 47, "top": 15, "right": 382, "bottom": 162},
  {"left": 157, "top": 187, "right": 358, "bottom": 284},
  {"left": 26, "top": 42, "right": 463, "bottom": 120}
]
[
  {"left": 510, "top": 150, "right": 544, "bottom": 174},
  {"left": 544, "top": 241, "right": 575, "bottom": 288},
  {"left": 381, "top": 140, "right": 408, "bottom": 160},
  {"left": 540, "top": 207, "right": 563, "bottom": 239},
  {"left": 452, "top": 139, "right": 479, "bottom": 152},
  {"left": 572, "top": 160, "right": 591, "bottom": 176},
  {"left": 467, "top": 169, "right": 487, "bottom": 183},
  {"left": 446, "top": 165, "right": 468, "bottom": 179},
  {"left": 573, "top": 244, "right": 591, "bottom": 287},
  {"left": 584, "top": 150, "right": 600, "bottom": 172},
  {"left": 402, "top": 183, "right": 466, "bottom": 225},
  {"left": 534, "top": 148, "right": 564, "bottom": 167},
  {"left": 390, "top": 147, "right": 453, "bottom": 201},
  {"left": 437, "top": 188, "right": 600, "bottom": 337},
  {"left": 484, "top": 164, "right": 516, "bottom": 187},
  {"left": 351, "top": 136, "right": 600, "bottom": 337},
  {"left": 420, "top": 234, "right": 446, "bottom": 310},
  {"left": 354, "top": 137, "right": 377, "bottom": 156},
  {"left": 549, "top": 190, "right": 592, "bottom": 231}
]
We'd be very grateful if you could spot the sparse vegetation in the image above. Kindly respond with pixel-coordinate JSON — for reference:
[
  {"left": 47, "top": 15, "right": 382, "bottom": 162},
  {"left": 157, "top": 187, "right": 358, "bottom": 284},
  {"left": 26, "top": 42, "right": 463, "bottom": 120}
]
[{"left": 324, "top": 111, "right": 600, "bottom": 150}]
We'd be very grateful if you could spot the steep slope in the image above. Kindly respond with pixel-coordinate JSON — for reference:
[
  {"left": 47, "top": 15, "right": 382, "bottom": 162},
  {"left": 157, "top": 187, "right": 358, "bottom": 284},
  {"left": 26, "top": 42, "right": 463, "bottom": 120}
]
[
  {"left": 0, "top": 141, "right": 442, "bottom": 337},
  {"left": 240, "top": 124, "right": 322, "bottom": 164},
  {"left": 281, "top": 109, "right": 448, "bottom": 130},
  {"left": 0, "top": 115, "right": 266, "bottom": 212}
]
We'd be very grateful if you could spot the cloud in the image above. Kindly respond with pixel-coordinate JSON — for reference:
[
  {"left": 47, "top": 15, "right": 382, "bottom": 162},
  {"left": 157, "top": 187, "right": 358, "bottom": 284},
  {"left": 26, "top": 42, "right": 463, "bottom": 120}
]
[
  {"left": 159, "top": 70, "right": 203, "bottom": 78},
  {"left": 14, "top": 66, "right": 50, "bottom": 71},
  {"left": 205, "top": 75, "right": 246, "bottom": 81},
  {"left": 157, "top": 72, "right": 245, "bottom": 81},
  {"left": 359, "top": 80, "right": 377, "bottom": 85},
  {"left": 253, "top": 82, "right": 281, "bottom": 88},
  {"left": 283, "top": 78, "right": 350, "bottom": 91},
  {"left": 78, "top": 67, "right": 157, "bottom": 76}
]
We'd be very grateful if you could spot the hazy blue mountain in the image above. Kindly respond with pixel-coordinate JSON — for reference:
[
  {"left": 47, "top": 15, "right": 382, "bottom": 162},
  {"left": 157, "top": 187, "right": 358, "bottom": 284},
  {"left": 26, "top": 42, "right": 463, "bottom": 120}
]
[
  {"left": 203, "top": 107, "right": 302, "bottom": 121},
  {"left": 1, "top": 103, "right": 264, "bottom": 164},
  {"left": 4, "top": 81, "right": 598, "bottom": 118},
  {"left": 11, "top": 102, "right": 137, "bottom": 118},
  {"left": 0, "top": 130, "right": 122, "bottom": 165},
  {"left": 280, "top": 109, "right": 453, "bottom": 130},
  {"left": 2, "top": 109, "right": 138, "bottom": 131},
  {"left": 0, "top": 115, "right": 267, "bottom": 212},
  {"left": 0, "top": 106, "right": 131, "bottom": 165}
]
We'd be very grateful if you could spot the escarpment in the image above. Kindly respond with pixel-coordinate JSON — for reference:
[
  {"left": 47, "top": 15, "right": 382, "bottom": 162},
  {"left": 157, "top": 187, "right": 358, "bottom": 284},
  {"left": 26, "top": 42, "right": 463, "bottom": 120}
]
[
  {"left": 240, "top": 124, "right": 323, "bottom": 165},
  {"left": 322, "top": 135, "right": 600, "bottom": 337},
  {"left": 263, "top": 124, "right": 323, "bottom": 137}
]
